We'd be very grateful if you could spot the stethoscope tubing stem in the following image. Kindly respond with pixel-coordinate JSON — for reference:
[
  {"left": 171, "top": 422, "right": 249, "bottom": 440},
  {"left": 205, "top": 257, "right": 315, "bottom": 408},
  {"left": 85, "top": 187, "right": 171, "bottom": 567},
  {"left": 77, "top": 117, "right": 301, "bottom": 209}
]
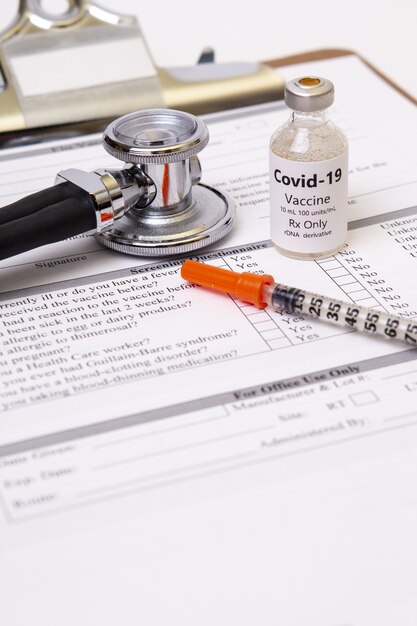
[{"left": 0, "top": 181, "right": 97, "bottom": 261}]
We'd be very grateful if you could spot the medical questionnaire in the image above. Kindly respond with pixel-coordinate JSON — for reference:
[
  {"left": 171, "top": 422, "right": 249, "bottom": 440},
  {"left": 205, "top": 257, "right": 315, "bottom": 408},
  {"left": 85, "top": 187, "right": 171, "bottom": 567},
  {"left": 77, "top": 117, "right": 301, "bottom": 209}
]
[{"left": 181, "top": 260, "right": 417, "bottom": 346}]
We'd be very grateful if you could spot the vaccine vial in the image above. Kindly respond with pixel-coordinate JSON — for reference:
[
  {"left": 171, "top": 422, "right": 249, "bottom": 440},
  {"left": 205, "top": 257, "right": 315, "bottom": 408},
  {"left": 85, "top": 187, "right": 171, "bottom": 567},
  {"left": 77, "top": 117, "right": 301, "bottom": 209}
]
[{"left": 269, "top": 76, "right": 348, "bottom": 259}]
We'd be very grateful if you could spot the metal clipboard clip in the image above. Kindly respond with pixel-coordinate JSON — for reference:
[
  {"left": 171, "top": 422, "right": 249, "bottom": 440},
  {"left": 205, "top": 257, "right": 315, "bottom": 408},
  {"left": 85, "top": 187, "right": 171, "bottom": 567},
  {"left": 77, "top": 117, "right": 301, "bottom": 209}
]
[{"left": 0, "top": 0, "right": 284, "bottom": 140}]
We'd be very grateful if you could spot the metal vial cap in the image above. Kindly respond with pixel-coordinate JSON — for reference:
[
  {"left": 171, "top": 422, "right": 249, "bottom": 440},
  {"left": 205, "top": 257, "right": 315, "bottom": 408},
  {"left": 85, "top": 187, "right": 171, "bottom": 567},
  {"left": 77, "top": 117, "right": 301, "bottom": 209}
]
[{"left": 284, "top": 76, "right": 334, "bottom": 112}]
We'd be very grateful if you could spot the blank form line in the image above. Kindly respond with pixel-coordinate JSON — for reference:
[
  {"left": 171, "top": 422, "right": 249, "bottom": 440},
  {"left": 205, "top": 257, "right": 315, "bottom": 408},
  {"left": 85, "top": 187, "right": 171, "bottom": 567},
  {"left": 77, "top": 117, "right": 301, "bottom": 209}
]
[
  {"left": 350, "top": 180, "right": 417, "bottom": 199},
  {"left": 382, "top": 368, "right": 417, "bottom": 380},
  {"left": 21, "top": 417, "right": 417, "bottom": 522},
  {"left": 384, "top": 411, "right": 417, "bottom": 423},
  {"left": 93, "top": 425, "right": 273, "bottom": 471},
  {"left": 0, "top": 174, "right": 52, "bottom": 188},
  {"left": 204, "top": 156, "right": 266, "bottom": 172},
  {"left": 77, "top": 451, "right": 256, "bottom": 499},
  {"left": 94, "top": 411, "right": 229, "bottom": 450},
  {"left": 1, "top": 154, "right": 112, "bottom": 177},
  {"left": 76, "top": 416, "right": 417, "bottom": 509},
  {"left": 204, "top": 147, "right": 266, "bottom": 161}
]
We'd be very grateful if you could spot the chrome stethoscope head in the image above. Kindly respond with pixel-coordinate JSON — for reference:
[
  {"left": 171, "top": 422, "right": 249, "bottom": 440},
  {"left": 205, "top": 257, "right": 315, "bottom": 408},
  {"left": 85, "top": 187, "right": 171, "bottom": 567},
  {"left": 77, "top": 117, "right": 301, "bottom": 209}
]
[
  {"left": 0, "top": 109, "right": 235, "bottom": 263},
  {"left": 97, "top": 108, "right": 235, "bottom": 256}
]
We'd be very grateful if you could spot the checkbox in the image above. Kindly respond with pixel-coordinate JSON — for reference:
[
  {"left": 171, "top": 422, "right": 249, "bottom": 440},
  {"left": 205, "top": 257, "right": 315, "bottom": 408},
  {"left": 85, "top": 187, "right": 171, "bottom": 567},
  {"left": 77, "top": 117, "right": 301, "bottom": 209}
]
[
  {"left": 350, "top": 391, "right": 379, "bottom": 406},
  {"left": 239, "top": 303, "right": 259, "bottom": 314},
  {"left": 318, "top": 260, "right": 341, "bottom": 270},
  {"left": 255, "top": 320, "right": 277, "bottom": 332},
  {"left": 262, "top": 328, "right": 286, "bottom": 340},
  {"left": 327, "top": 268, "right": 350, "bottom": 278},
  {"left": 334, "top": 276, "right": 357, "bottom": 286},
  {"left": 268, "top": 337, "right": 291, "bottom": 349},
  {"left": 247, "top": 311, "right": 270, "bottom": 324}
]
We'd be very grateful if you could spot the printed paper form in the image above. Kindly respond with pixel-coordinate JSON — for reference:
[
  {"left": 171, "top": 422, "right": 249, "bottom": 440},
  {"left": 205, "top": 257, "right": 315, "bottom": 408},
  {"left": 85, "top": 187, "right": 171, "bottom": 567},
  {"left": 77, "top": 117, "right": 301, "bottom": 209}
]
[
  {"left": 1, "top": 55, "right": 417, "bottom": 626},
  {"left": 0, "top": 58, "right": 416, "bottom": 436}
]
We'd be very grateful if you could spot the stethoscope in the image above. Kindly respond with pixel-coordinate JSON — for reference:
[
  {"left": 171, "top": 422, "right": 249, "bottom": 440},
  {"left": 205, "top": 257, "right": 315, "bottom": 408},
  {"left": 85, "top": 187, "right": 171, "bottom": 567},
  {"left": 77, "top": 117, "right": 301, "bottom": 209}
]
[{"left": 0, "top": 109, "right": 235, "bottom": 260}]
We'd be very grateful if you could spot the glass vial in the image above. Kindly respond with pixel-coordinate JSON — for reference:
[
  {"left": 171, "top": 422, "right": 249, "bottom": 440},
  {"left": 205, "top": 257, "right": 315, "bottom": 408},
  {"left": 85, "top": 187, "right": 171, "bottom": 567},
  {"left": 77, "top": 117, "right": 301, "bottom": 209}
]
[{"left": 269, "top": 76, "right": 348, "bottom": 259}]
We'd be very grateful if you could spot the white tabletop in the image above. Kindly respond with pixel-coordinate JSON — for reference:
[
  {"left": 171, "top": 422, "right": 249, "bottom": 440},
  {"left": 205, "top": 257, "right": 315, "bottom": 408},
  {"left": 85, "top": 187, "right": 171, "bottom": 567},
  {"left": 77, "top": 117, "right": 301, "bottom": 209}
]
[{"left": 1, "top": 0, "right": 416, "bottom": 100}]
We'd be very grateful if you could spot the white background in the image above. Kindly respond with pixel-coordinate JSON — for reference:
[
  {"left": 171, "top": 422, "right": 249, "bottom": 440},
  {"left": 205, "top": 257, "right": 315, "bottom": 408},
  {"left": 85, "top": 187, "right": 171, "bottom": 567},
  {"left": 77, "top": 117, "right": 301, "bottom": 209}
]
[{"left": 1, "top": 0, "right": 417, "bottom": 100}]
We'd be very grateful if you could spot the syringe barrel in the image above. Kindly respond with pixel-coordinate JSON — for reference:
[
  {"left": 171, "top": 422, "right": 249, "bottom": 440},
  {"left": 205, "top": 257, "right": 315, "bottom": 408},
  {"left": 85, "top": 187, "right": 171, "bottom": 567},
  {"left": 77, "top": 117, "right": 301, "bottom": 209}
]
[{"left": 266, "top": 283, "right": 417, "bottom": 346}]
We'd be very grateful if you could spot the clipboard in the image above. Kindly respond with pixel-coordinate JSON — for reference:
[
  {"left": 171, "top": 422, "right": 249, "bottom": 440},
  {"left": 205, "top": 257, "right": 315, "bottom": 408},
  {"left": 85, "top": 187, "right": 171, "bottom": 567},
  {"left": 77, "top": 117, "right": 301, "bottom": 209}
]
[
  {"left": 0, "top": 0, "right": 283, "bottom": 145},
  {"left": 0, "top": 0, "right": 411, "bottom": 141},
  {"left": 1, "top": 39, "right": 415, "bottom": 150},
  {"left": 265, "top": 47, "right": 417, "bottom": 106},
  {"left": 2, "top": 38, "right": 417, "bottom": 626}
]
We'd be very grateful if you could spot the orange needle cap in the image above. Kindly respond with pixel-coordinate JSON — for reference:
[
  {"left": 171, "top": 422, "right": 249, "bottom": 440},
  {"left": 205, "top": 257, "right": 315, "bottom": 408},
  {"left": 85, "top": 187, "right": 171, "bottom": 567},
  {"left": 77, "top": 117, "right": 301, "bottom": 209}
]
[{"left": 181, "top": 260, "right": 274, "bottom": 309}]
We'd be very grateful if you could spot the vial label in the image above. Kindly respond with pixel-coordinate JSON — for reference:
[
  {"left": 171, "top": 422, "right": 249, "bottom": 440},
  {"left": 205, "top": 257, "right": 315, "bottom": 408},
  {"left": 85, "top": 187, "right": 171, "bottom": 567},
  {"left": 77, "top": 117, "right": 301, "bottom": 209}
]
[{"left": 269, "top": 151, "right": 348, "bottom": 255}]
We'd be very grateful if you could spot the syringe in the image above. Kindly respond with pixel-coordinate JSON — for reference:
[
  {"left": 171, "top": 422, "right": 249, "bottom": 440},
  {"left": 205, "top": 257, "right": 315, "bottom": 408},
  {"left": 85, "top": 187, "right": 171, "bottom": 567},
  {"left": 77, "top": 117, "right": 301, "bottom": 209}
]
[{"left": 181, "top": 260, "right": 417, "bottom": 346}]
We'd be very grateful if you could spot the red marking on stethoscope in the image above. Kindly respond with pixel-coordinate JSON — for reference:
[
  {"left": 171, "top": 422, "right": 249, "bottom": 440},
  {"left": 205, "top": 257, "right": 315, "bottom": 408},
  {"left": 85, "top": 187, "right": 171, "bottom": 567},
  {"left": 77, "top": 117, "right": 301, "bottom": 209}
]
[
  {"left": 101, "top": 212, "right": 113, "bottom": 222},
  {"left": 162, "top": 163, "right": 170, "bottom": 205}
]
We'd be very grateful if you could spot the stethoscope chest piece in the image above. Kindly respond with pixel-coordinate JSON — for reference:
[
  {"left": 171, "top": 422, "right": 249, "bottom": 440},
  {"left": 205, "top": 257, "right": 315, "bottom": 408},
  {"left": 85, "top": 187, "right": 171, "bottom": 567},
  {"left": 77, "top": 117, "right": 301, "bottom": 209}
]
[
  {"left": 97, "top": 109, "right": 235, "bottom": 256},
  {"left": 0, "top": 109, "right": 236, "bottom": 264}
]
